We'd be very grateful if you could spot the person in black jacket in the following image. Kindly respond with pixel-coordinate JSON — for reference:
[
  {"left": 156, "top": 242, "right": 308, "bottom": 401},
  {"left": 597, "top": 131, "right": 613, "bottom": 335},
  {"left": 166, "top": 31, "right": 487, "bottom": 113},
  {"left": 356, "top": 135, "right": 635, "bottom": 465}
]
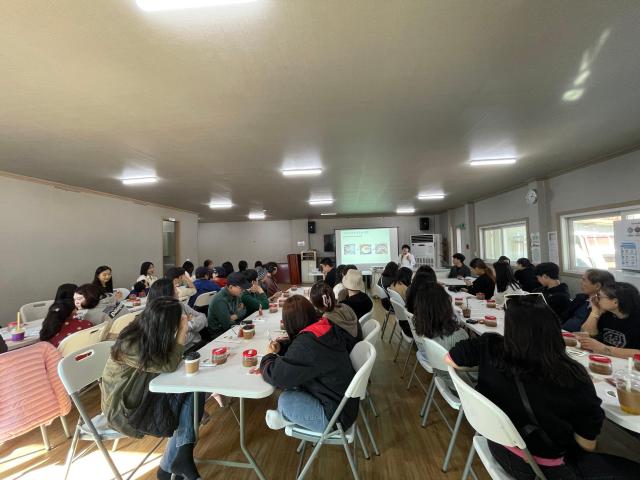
[
  {"left": 261, "top": 295, "right": 358, "bottom": 433},
  {"left": 561, "top": 269, "right": 614, "bottom": 332},
  {"left": 534, "top": 262, "right": 571, "bottom": 318},
  {"left": 463, "top": 258, "right": 496, "bottom": 299},
  {"left": 448, "top": 253, "right": 472, "bottom": 279},
  {"left": 513, "top": 258, "right": 540, "bottom": 292},
  {"left": 320, "top": 257, "right": 337, "bottom": 288},
  {"left": 340, "top": 269, "right": 373, "bottom": 319}
]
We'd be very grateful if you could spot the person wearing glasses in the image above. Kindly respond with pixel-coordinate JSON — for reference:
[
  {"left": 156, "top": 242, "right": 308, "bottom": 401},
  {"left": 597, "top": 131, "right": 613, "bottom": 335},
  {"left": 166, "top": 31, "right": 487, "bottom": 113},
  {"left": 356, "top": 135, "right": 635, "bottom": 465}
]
[
  {"left": 447, "top": 294, "right": 639, "bottom": 479},
  {"left": 560, "top": 269, "right": 615, "bottom": 332},
  {"left": 579, "top": 282, "right": 640, "bottom": 359}
]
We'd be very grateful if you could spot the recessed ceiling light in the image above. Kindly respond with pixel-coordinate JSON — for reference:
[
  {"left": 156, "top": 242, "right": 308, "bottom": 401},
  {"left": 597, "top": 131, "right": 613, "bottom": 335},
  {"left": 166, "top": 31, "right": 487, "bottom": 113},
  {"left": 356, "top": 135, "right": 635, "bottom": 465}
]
[
  {"left": 321, "top": 213, "right": 337, "bottom": 216},
  {"left": 136, "top": 0, "right": 259, "bottom": 12},
  {"left": 469, "top": 158, "right": 517, "bottom": 166},
  {"left": 248, "top": 212, "right": 266, "bottom": 220},
  {"left": 396, "top": 207, "right": 415, "bottom": 214},
  {"left": 282, "top": 168, "right": 323, "bottom": 177},
  {"left": 121, "top": 176, "right": 158, "bottom": 185},
  {"left": 418, "top": 194, "right": 445, "bottom": 200},
  {"left": 309, "top": 199, "right": 334, "bottom": 205},
  {"left": 209, "top": 201, "right": 233, "bottom": 209},
  {"left": 562, "top": 88, "right": 584, "bottom": 102}
]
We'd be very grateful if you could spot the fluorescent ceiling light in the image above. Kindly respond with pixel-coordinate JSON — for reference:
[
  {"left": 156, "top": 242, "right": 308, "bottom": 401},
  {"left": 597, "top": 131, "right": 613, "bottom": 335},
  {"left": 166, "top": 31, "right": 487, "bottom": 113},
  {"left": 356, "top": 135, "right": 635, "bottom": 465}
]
[
  {"left": 469, "top": 158, "right": 517, "bottom": 166},
  {"left": 396, "top": 207, "right": 415, "bottom": 214},
  {"left": 209, "top": 201, "right": 233, "bottom": 209},
  {"left": 281, "top": 168, "right": 323, "bottom": 177},
  {"left": 321, "top": 212, "right": 337, "bottom": 216},
  {"left": 248, "top": 212, "right": 266, "bottom": 220},
  {"left": 136, "top": 0, "right": 258, "bottom": 12},
  {"left": 309, "top": 199, "right": 334, "bottom": 205},
  {"left": 121, "top": 176, "right": 158, "bottom": 185},
  {"left": 418, "top": 194, "right": 445, "bottom": 200}
]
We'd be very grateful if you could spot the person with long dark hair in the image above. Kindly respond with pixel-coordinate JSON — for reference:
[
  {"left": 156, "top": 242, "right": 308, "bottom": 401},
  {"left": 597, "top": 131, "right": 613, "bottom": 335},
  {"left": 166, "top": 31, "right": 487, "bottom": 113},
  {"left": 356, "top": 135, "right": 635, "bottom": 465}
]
[
  {"left": 263, "top": 262, "right": 281, "bottom": 299},
  {"left": 261, "top": 296, "right": 358, "bottom": 433},
  {"left": 54, "top": 283, "right": 78, "bottom": 305},
  {"left": 182, "top": 261, "right": 195, "bottom": 279},
  {"left": 561, "top": 269, "right": 615, "bottom": 332},
  {"left": 74, "top": 283, "right": 128, "bottom": 326},
  {"left": 166, "top": 267, "right": 197, "bottom": 301},
  {"left": 137, "top": 261, "right": 158, "bottom": 288},
  {"left": 101, "top": 297, "right": 204, "bottom": 480},
  {"left": 332, "top": 265, "right": 347, "bottom": 299},
  {"left": 410, "top": 282, "right": 469, "bottom": 391},
  {"left": 406, "top": 267, "right": 438, "bottom": 313},
  {"left": 513, "top": 258, "right": 540, "bottom": 292},
  {"left": 580, "top": 282, "right": 640, "bottom": 358},
  {"left": 93, "top": 265, "right": 117, "bottom": 298},
  {"left": 310, "top": 282, "right": 362, "bottom": 352},
  {"left": 463, "top": 258, "right": 495, "bottom": 299},
  {"left": 493, "top": 261, "right": 524, "bottom": 305},
  {"left": 447, "top": 295, "right": 639, "bottom": 479},
  {"left": 390, "top": 266, "right": 413, "bottom": 301},
  {"left": 40, "top": 302, "right": 88, "bottom": 347},
  {"left": 380, "top": 261, "right": 399, "bottom": 289},
  {"left": 147, "top": 279, "right": 207, "bottom": 352}
]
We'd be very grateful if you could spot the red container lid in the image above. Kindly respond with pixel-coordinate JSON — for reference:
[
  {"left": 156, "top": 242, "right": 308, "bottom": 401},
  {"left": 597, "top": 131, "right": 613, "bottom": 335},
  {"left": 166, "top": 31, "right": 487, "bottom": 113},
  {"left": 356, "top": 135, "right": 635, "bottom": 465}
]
[
  {"left": 485, "top": 315, "right": 497, "bottom": 321},
  {"left": 588, "top": 354, "right": 612, "bottom": 364},
  {"left": 633, "top": 353, "right": 640, "bottom": 361},
  {"left": 212, "top": 347, "right": 227, "bottom": 355},
  {"left": 486, "top": 299, "right": 496, "bottom": 303},
  {"left": 455, "top": 297, "right": 463, "bottom": 301},
  {"left": 243, "top": 349, "right": 257, "bottom": 358},
  {"left": 562, "top": 332, "right": 576, "bottom": 338},
  {"left": 8, "top": 322, "right": 17, "bottom": 328}
]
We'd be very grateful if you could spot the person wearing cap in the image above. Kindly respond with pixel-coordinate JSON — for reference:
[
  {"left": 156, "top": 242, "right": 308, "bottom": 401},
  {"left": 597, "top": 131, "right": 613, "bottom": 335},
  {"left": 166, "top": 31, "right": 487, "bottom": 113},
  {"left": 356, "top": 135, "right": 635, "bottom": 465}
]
[
  {"left": 241, "top": 269, "right": 270, "bottom": 316},
  {"left": 206, "top": 272, "right": 250, "bottom": 338},
  {"left": 339, "top": 269, "right": 373, "bottom": 319},
  {"left": 189, "top": 266, "right": 221, "bottom": 308}
]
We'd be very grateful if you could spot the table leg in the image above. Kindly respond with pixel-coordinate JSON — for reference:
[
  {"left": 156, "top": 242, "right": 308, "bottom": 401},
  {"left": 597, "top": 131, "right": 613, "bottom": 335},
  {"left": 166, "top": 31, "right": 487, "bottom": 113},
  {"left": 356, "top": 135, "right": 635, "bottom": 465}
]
[{"left": 239, "top": 398, "right": 267, "bottom": 480}]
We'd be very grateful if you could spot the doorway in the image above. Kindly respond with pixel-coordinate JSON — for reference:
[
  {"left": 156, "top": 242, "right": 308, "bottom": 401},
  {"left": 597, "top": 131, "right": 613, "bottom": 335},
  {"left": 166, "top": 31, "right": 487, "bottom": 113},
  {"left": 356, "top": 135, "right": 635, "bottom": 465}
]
[{"left": 162, "top": 219, "right": 179, "bottom": 274}]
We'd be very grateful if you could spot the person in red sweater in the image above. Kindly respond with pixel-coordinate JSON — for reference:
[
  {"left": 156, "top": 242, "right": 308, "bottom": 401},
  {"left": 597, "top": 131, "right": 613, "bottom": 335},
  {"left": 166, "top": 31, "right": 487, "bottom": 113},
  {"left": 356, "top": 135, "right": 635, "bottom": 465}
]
[{"left": 39, "top": 301, "right": 93, "bottom": 348}]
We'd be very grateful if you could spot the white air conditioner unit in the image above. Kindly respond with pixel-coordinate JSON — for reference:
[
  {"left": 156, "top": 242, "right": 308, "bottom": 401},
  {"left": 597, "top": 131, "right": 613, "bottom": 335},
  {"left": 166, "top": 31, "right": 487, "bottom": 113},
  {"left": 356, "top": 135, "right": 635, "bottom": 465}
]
[{"left": 410, "top": 234, "right": 441, "bottom": 269}]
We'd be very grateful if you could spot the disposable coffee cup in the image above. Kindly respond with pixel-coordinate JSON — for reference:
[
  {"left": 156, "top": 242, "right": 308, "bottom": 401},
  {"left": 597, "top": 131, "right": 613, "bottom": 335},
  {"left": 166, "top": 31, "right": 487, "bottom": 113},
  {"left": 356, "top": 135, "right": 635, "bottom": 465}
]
[{"left": 184, "top": 351, "right": 201, "bottom": 376}]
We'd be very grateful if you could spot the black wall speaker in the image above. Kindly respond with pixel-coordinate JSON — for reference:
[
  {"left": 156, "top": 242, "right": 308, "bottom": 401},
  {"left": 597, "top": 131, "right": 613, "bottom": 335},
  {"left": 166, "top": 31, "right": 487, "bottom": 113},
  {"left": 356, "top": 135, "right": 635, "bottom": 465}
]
[
  {"left": 308, "top": 221, "right": 316, "bottom": 234},
  {"left": 419, "top": 217, "right": 430, "bottom": 231}
]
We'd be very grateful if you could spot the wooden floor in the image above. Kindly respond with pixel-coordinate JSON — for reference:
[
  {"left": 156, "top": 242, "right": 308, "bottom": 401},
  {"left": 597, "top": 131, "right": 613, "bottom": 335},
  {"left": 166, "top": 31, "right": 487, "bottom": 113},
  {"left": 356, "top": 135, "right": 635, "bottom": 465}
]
[{"left": 0, "top": 299, "right": 489, "bottom": 480}]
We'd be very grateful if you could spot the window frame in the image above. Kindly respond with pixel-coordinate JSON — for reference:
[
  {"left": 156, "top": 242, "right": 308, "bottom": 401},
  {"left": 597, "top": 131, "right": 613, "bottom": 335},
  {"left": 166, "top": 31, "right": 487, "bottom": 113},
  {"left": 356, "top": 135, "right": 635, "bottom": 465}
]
[
  {"left": 559, "top": 202, "right": 640, "bottom": 275},
  {"left": 477, "top": 218, "right": 530, "bottom": 263}
]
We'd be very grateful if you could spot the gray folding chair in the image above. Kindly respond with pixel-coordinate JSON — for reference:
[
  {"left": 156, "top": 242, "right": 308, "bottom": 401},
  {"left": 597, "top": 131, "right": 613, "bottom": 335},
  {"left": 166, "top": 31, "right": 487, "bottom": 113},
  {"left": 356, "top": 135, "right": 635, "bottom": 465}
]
[
  {"left": 389, "top": 299, "right": 415, "bottom": 378},
  {"left": 372, "top": 284, "right": 392, "bottom": 338},
  {"left": 57, "top": 341, "right": 163, "bottom": 480},
  {"left": 285, "top": 341, "right": 377, "bottom": 480}
]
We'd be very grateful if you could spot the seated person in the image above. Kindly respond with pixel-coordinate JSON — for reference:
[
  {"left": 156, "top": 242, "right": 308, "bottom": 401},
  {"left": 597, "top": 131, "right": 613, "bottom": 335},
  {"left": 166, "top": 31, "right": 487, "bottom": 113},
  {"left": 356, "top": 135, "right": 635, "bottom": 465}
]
[
  {"left": 493, "top": 261, "right": 524, "bottom": 305},
  {"left": 513, "top": 257, "right": 540, "bottom": 292},
  {"left": 580, "top": 282, "right": 640, "bottom": 358},
  {"left": 238, "top": 260, "right": 248, "bottom": 272},
  {"left": 390, "top": 267, "right": 413, "bottom": 301},
  {"left": 92, "top": 265, "right": 123, "bottom": 301},
  {"left": 261, "top": 295, "right": 358, "bottom": 433},
  {"left": 320, "top": 257, "right": 337, "bottom": 288},
  {"left": 447, "top": 294, "right": 639, "bottom": 479},
  {"left": 241, "top": 269, "right": 269, "bottom": 316},
  {"left": 212, "top": 266, "right": 228, "bottom": 288},
  {"left": 101, "top": 297, "right": 205, "bottom": 480},
  {"left": 165, "top": 267, "right": 197, "bottom": 300},
  {"left": 39, "top": 300, "right": 93, "bottom": 348},
  {"left": 334, "top": 264, "right": 357, "bottom": 302},
  {"left": 463, "top": 258, "right": 496, "bottom": 299},
  {"left": 410, "top": 282, "right": 470, "bottom": 392},
  {"left": 263, "top": 262, "right": 282, "bottom": 299},
  {"left": 182, "top": 261, "right": 195, "bottom": 280},
  {"left": 339, "top": 269, "right": 373, "bottom": 319},
  {"left": 222, "top": 261, "right": 234, "bottom": 277},
  {"left": 189, "top": 266, "right": 221, "bottom": 308},
  {"left": 448, "top": 253, "right": 471, "bottom": 279},
  {"left": 561, "top": 269, "right": 614, "bottom": 332},
  {"left": 406, "top": 267, "right": 437, "bottom": 313},
  {"left": 136, "top": 261, "right": 158, "bottom": 288},
  {"left": 332, "top": 265, "right": 347, "bottom": 299},
  {"left": 148, "top": 279, "right": 207, "bottom": 352},
  {"left": 533, "top": 262, "right": 571, "bottom": 318},
  {"left": 310, "top": 282, "right": 362, "bottom": 352},
  {"left": 74, "top": 283, "right": 129, "bottom": 326},
  {"left": 206, "top": 272, "right": 250, "bottom": 338}
]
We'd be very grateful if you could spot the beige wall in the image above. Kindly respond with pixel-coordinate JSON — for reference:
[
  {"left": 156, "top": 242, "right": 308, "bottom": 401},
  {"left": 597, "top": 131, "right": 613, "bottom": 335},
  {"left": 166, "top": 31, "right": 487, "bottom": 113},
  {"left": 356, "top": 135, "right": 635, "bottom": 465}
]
[{"left": 0, "top": 175, "right": 198, "bottom": 326}]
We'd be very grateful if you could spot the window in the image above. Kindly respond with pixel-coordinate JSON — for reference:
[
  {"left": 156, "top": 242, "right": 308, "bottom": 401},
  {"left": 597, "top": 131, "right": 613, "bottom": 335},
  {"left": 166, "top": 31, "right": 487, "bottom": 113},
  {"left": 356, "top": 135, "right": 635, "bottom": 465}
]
[
  {"left": 561, "top": 205, "right": 640, "bottom": 272},
  {"left": 479, "top": 221, "right": 528, "bottom": 261}
]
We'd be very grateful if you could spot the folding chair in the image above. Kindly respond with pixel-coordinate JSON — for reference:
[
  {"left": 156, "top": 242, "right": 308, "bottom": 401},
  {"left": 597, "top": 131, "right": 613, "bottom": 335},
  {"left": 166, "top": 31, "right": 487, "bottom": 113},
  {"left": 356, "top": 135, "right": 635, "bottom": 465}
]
[
  {"left": 285, "top": 341, "right": 377, "bottom": 480},
  {"left": 371, "top": 284, "right": 392, "bottom": 338},
  {"left": 389, "top": 299, "right": 415, "bottom": 378},
  {"left": 359, "top": 310, "right": 373, "bottom": 327},
  {"left": 448, "top": 366, "right": 547, "bottom": 480},
  {"left": 106, "top": 312, "right": 138, "bottom": 339},
  {"left": 386, "top": 289, "right": 405, "bottom": 344},
  {"left": 57, "top": 341, "right": 164, "bottom": 480},
  {"left": 360, "top": 320, "right": 381, "bottom": 455},
  {"left": 19, "top": 300, "right": 53, "bottom": 323},
  {"left": 57, "top": 325, "right": 105, "bottom": 357}
]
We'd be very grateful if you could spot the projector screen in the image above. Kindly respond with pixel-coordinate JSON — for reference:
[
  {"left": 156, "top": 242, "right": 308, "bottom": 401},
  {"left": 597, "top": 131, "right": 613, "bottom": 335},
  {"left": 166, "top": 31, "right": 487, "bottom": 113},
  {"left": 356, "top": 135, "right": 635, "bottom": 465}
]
[{"left": 335, "top": 227, "right": 399, "bottom": 270}]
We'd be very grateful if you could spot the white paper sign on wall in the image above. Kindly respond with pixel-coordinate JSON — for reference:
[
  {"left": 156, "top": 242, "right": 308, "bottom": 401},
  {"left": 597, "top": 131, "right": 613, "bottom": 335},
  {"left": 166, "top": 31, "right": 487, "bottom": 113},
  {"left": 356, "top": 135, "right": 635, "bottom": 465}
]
[{"left": 614, "top": 220, "right": 640, "bottom": 271}]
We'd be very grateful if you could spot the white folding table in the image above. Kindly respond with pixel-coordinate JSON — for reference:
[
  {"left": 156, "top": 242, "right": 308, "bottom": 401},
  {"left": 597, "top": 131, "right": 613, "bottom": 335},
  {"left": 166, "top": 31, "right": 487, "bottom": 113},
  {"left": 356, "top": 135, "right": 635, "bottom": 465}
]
[
  {"left": 440, "top": 278, "right": 468, "bottom": 287},
  {"left": 149, "top": 307, "right": 285, "bottom": 479},
  {"left": 1, "top": 319, "right": 43, "bottom": 351}
]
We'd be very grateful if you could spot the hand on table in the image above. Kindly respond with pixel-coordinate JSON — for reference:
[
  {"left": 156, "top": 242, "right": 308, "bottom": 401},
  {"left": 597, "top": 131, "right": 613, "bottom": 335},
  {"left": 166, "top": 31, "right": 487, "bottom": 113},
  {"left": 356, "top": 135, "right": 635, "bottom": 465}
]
[
  {"left": 114, "top": 290, "right": 123, "bottom": 301},
  {"left": 579, "top": 336, "right": 607, "bottom": 354},
  {"left": 230, "top": 314, "right": 238, "bottom": 322},
  {"left": 266, "top": 340, "right": 281, "bottom": 354},
  {"left": 464, "top": 279, "right": 473, "bottom": 286}
]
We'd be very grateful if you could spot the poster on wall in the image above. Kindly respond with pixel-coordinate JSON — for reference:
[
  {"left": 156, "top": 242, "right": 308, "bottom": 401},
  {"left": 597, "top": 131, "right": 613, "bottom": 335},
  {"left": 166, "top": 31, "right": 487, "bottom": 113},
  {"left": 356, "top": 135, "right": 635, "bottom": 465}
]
[
  {"left": 548, "top": 231, "right": 559, "bottom": 265},
  {"left": 614, "top": 220, "right": 640, "bottom": 271}
]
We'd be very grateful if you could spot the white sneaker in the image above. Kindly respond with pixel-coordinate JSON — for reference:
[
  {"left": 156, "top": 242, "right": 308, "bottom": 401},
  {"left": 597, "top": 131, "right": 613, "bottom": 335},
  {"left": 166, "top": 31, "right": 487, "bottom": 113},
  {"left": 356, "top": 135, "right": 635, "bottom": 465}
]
[{"left": 265, "top": 409, "right": 295, "bottom": 430}]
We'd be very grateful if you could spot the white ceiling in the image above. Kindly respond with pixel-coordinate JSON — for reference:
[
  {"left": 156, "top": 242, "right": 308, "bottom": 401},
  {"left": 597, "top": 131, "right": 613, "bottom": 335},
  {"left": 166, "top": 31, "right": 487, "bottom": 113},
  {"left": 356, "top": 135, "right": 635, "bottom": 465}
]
[{"left": 1, "top": 0, "right": 640, "bottom": 222}]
